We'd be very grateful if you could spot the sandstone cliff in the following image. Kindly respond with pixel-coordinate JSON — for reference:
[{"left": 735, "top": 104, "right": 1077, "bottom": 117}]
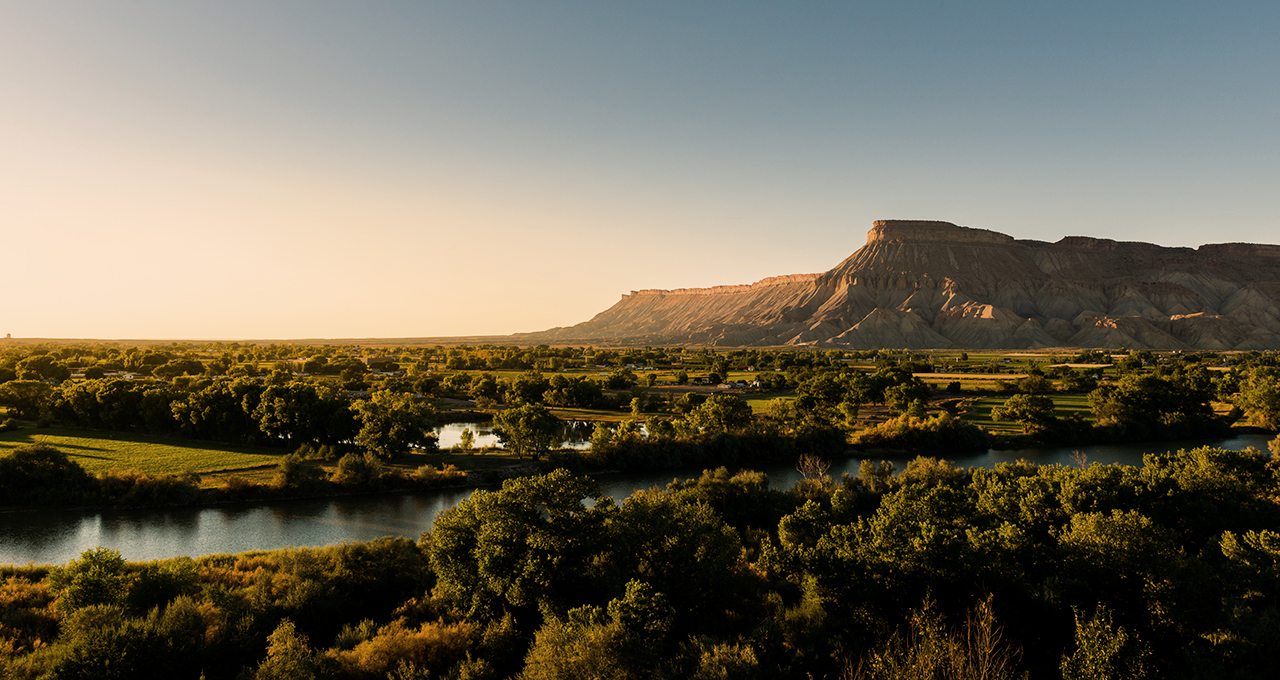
[{"left": 525, "top": 220, "right": 1280, "bottom": 349}]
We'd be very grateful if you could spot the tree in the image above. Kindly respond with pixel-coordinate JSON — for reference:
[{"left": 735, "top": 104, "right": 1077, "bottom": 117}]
[
  {"left": 469, "top": 373, "right": 501, "bottom": 406},
  {"left": 683, "top": 394, "right": 753, "bottom": 435},
  {"left": 990, "top": 393, "right": 1057, "bottom": 434},
  {"left": 427, "top": 470, "right": 605, "bottom": 616},
  {"left": 507, "top": 371, "right": 550, "bottom": 404},
  {"left": 885, "top": 382, "right": 929, "bottom": 417},
  {"left": 254, "top": 620, "right": 325, "bottom": 680},
  {"left": 353, "top": 389, "right": 437, "bottom": 460},
  {"left": 492, "top": 403, "right": 560, "bottom": 458},
  {"left": 48, "top": 548, "right": 132, "bottom": 613},
  {"left": 522, "top": 581, "right": 674, "bottom": 680},
  {"left": 271, "top": 454, "right": 326, "bottom": 489},
  {"left": 15, "top": 354, "right": 71, "bottom": 383},
  {"left": 254, "top": 382, "right": 354, "bottom": 445},
  {"left": 1060, "top": 606, "right": 1151, "bottom": 680},
  {"left": 331, "top": 452, "right": 383, "bottom": 486},
  {"left": 0, "top": 445, "right": 95, "bottom": 505},
  {"left": 0, "top": 379, "right": 53, "bottom": 419},
  {"left": 151, "top": 358, "right": 205, "bottom": 378},
  {"left": 605, "top": 367, "right": 638, "bottom": 389},
  {"left": 1234, "top": 366, "right": 1280, "bottom": 430},
  {"left": 458, "top": 428, "right": 475, "bottom": 452},
  {"left": 1088, "top": 373, "right": 1212, "bottom": 435}
]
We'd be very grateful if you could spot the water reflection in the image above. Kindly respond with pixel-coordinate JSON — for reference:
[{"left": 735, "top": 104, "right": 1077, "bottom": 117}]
[
  {"left": 435, "top": 421, "right": 594, "bottom": 450},
  {"left": 0, "top": 433, "right": 1270, "bottom": 565}
]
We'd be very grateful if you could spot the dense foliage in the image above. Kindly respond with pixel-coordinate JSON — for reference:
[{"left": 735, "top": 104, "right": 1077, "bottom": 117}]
[
  {"left": 2, "top": 448, "right": 1279, "bottom": 678},
  {"left": 1, "top": 342, "right": 1277, "bottom": 510}
]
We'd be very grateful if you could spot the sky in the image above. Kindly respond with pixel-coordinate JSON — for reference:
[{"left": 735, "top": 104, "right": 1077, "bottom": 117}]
[{"left": 2, "top": 1, "right": 1278, "bottom": 339}]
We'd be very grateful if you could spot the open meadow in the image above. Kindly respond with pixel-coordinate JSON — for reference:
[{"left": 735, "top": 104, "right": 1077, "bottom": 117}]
[{"left": 0, "top": 426, "right": 282, "bottom": 477}]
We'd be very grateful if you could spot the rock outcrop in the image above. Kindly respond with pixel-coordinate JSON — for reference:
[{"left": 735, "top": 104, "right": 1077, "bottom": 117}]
[{"left": 524, "top": 220, "right": 1280, "bottom": 349}]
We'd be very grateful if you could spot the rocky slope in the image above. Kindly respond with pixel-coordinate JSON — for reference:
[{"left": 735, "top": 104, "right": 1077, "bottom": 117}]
[{"left": 525, "top": 220, "right": 1280, "bottom": 349}]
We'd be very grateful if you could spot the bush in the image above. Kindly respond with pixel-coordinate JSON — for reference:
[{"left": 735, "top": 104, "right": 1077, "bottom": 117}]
[
  {"left": 853, "top": 412, "right": 989, "bottom": 454},
  {"left": 96, "top": 470, "right": 200, "bottom": 506},
  {"left": 0, "top": 445, "right": 95, "bottom": 505},
  {"left": 331, "top": 452, "right": 383, "bottom": 486},
  {"left": 410, "top": 463, "right": 466, "bottom": 484},
  {"left": 271, "top": 454, "right": 327, "bottom": 490}
]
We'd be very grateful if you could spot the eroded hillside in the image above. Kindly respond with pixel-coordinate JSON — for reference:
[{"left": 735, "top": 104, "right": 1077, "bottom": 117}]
[{"left": 526, "top": 220, "right": 1280, "bottom": 349}]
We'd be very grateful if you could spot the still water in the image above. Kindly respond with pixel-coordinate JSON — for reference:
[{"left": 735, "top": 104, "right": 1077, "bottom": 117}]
[
  {"left": 0, "top": 434, "right": 1270, "bottom": 565},
  {"left": 435, "top": 421, "right": 593, "bottom": 450}
]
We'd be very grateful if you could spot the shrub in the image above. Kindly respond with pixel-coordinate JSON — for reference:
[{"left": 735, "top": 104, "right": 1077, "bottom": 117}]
[
  {"left": 328, "top": 619, "right": 478, "bottom": 677},
  {"left": 410, "top": 463, "right": 466, "bottom": 484},
  {"left": 853, "top": 413, "right": 989, "bottom": 454},
  {"left": 0, "top": 445, "right": 95, "bottom": 505},
  {"left": 271, "top": 454, "right": 326, "bottom": 490},
  {"left": 331, "top": 452, "right": 383, "bottom": 486}
]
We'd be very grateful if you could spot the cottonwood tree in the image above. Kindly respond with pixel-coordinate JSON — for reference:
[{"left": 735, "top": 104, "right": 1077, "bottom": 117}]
[
  {"left": 492, "top": 403, "right": 560, "bottom": 458},
  {"left": 1234, "top": 366, "right": 1280, "bottom": 429},
  {"left": 353, "top": 389, "right": 437, "bottom": 459},
  {"left": 990, "top": 393, "right": 1058, "bottom": 434}
]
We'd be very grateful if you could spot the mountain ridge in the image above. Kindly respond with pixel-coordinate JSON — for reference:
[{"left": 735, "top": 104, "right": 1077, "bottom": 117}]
[{"left": 522, "top": 220, "right": 1280, "bottom": 349}]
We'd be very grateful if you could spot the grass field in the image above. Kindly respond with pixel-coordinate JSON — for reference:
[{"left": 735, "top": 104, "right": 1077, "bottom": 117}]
[
  {"left": 746, "top": 393, "right": 795, "bottom": 414},
  {"left": 959, "top": 393, "right": 1092, "bottom": 434},
  {"left": 546, "top": 407, "right": 634, "bottom": 422},
  {"left": 0, "top": 426, "right": 284, "bottom": 476}
]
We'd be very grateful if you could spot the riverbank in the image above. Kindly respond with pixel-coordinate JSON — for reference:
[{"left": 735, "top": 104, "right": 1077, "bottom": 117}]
[{"left": 2, "top": 432, "right": 1275, "bottom": 565}]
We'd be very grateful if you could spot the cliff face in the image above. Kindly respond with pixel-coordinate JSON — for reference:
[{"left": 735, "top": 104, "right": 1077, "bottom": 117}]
[{"left": 526, "top": 220, "right": 1280, "bottom": 349}]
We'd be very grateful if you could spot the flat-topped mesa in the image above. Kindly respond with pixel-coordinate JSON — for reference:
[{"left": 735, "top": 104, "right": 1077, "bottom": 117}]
[
  {"left": 1198, "top": 242, "right": 1280, "bottom": 259},
  {"left": 532, "top": 217, "right": 1280, "bottom": 350},
  {"left": 626, "top": 273, "right": 820, "bottom": 298},
  {"left": 1054, "top": 235, "right": 1194, "bottom": 255},
  {"left": 867, "top": 220, "right": 1015, "bottom": 246}
]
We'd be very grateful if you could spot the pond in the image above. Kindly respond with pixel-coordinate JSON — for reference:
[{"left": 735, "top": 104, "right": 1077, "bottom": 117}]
[{"left": 0, "top": 433, "right": 1271, "bottom": 565}]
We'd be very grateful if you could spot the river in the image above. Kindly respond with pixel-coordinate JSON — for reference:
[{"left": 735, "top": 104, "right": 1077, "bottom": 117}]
[{"left": 0, "top": 433, "right": 1271, "bottom": 565}]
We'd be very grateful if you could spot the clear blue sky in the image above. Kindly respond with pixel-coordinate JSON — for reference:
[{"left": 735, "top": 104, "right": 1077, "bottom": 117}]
[{"left": 3, "top": 1, "right": 1278, "bottom": 338}]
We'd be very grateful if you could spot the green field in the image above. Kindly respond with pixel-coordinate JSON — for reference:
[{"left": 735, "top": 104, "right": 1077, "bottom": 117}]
[
  {"left": 746, "top": 393, "right": 795, "bottom": 414},
  {"left": 0, "top": 426, "right": 283, "bottom": 476},
  {"left": 959, "top": 393, "right": 1092, "bottom": 434}
]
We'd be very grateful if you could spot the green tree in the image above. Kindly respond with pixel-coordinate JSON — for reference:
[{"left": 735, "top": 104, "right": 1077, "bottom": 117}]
[
  {"left": 48, "top": 548, "right": 133, "bottom": 613},
  {"left": 885, "top": 382, "right": 929, "bottom": 417},
  {"left": 507, "top": 371, "right": 551, "bottom": 404},
  {"left": 0, "top": 445, "right": 95, "bottom": 505},
  {"left": 331, "top": 452, "right": 384, "bottom": 485},
  {"left": 0, "top": 379, "right": 53, "bottom": 419},
  {"left": 254, "top": 620, "right": 325, "bottom": 680},
  {"left": 1060, "top": 606, "right": 1151, "bottom": 680},
  {"left": 990, "top": 393, "right": 1058, "bottom": 433},
  {"left": 353, "top": 389, "right": 437, "bottom": 459},
  {"left": 522, "top": 580, "right": 674, "bottom": 680},
  {"left": 1088, "top": 373, "right": 1212, "bottom": 435},
  {"left": 254, "top": 381, "right": 354, "bottom": 445},
  {"left": 1234, "top": 366, "right": 1280, "bottom": 429},
  {"left": 427, "top": 470, "right": 606, "bottom": 616},
  {"left": 15, "top": 354, "right": 71, "bottom": 383},
  {"left": 492, "top": 403, "right": 561, "bottom": 458},
  {"left": 683, "top": 394, "right": 753, "bottom": 435}
]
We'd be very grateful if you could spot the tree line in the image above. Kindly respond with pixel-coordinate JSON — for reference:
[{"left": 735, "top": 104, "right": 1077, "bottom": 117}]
[{"left": 2, "top": 446, "right": 1279, "bottom": 678}]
